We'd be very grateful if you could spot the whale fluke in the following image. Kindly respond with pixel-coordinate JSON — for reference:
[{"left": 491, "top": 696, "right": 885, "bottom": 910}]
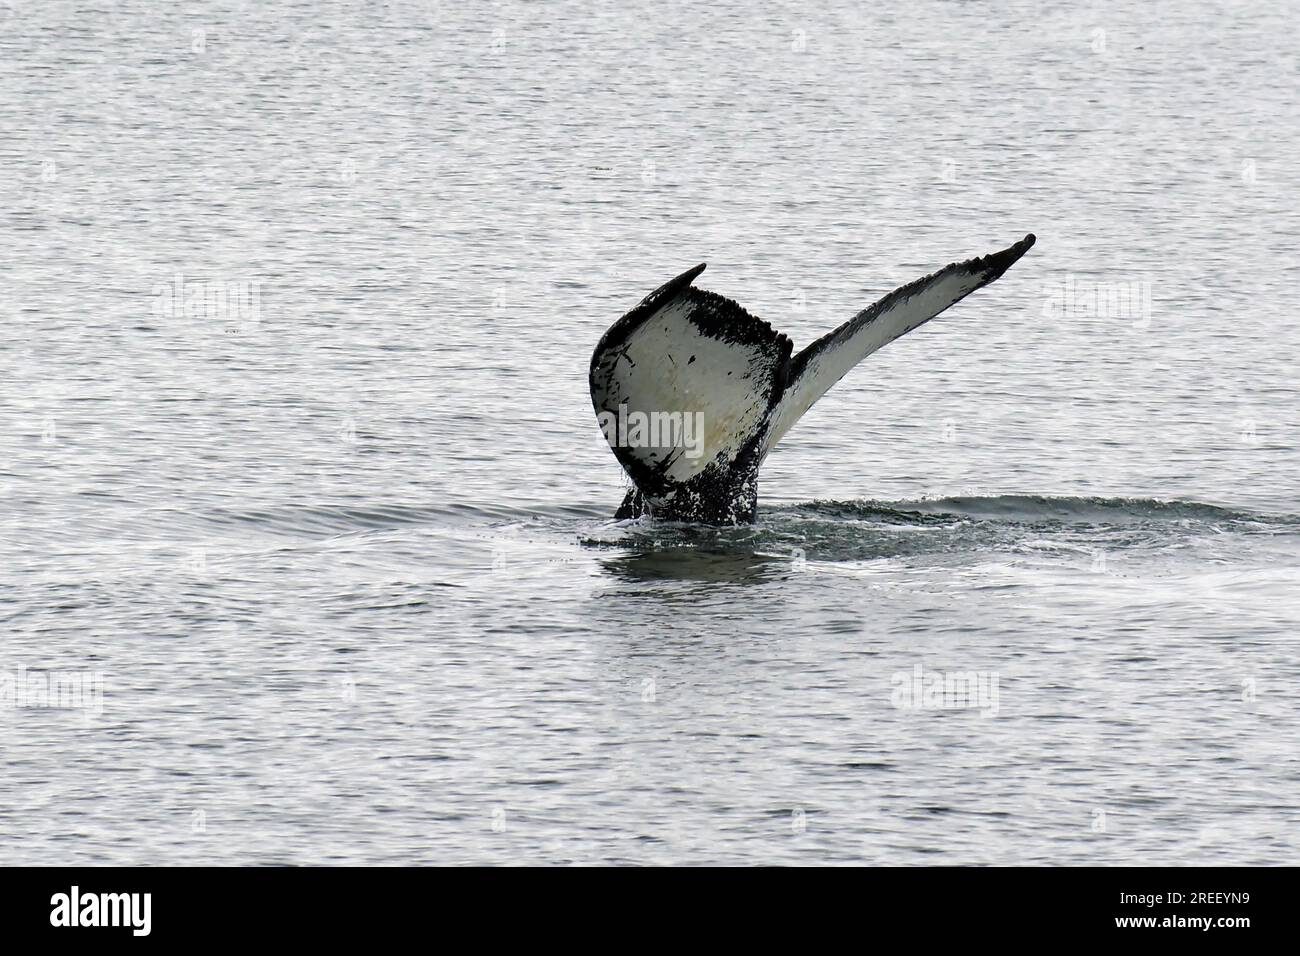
[{"left": 590, "top": 234, "right": 1037, "bottom": 524}]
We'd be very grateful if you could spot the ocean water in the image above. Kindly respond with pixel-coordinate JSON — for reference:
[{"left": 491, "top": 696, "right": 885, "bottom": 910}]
[{"left": 2, "top": 0, "right": 1298, "bottom": 865}]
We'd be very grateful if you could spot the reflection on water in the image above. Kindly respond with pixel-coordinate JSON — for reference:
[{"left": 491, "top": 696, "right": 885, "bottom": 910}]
[{"left": 598, "top": 546, "right": 786, "bottom": 584}]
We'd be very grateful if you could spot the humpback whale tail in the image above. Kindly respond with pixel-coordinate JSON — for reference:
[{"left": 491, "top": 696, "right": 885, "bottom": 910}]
[{"left": 589, "top": 234, "right": 1037, "bottom": 524}]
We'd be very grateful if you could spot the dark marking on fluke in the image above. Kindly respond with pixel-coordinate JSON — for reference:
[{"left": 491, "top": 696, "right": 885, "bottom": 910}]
[{"left": 590, "top": 236, "right": 1037, "bottom": 524}]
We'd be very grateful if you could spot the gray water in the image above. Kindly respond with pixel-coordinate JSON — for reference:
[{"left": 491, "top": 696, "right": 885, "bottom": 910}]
[{"left": 2, "top": 0, "right": 1298, "bottom": 865}]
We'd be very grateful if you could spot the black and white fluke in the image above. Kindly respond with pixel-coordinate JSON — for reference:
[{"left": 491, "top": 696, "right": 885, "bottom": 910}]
[{"left": 590, "top": 234, "right": 1037, "bottom": 523}]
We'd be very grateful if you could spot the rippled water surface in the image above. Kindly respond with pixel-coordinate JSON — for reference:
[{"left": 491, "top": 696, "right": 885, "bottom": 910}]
[{"left": 2, "top": 0, "right": 1299, "bottom": 865}]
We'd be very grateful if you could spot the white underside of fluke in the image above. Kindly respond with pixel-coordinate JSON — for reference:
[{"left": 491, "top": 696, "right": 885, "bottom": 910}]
[
  {"left": 597, "top": 300, "right": 769, "bottom": 482},
  {"left": 590, "top": 288, "right": 789, "bottom": 490}
]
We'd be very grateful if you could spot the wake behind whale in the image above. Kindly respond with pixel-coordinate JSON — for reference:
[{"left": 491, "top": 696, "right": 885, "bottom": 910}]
[{"left": 590, "top": 234, "right": 1037, "bottom": 524}]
